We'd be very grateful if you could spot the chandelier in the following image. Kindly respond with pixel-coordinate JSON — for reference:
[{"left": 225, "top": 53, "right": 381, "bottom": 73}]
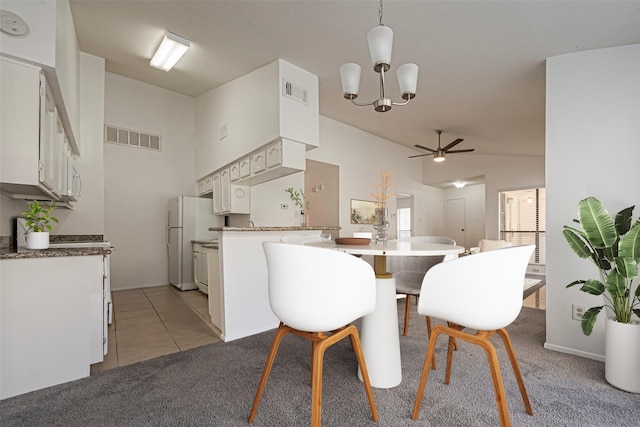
[{"left": 339, "top": 0, "right": 418, "bottom": 112}]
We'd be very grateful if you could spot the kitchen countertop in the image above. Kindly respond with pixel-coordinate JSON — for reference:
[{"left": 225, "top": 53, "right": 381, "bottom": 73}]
[
  {"left": 0, "top": 234, "right": 111, "bottom": 260},
  {"left": 208, "top": 226, "right": 340, "bottom": 232},
  {"left": 1, "top": 247, "right": 111, "bottom": 259}
]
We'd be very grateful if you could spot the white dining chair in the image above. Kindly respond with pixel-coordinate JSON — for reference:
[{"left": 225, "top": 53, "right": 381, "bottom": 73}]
[
  {"left": 411, "top": 244, "right": 535, "bottom": 427},
  {"left": 249, "top": 242, "right": 379, "bottom": 427},
  {"left": 391, "top": 236, "right": 457, "bottom": 337}
]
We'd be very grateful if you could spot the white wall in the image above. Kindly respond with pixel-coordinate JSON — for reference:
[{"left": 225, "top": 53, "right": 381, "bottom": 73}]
[
  {"left": 422, "top": 153, "right": 544, "bottom": 238},
  {"left": 308, "top": 116, "right": 445, "bottom": 238},
  {"left": 0, "top": 52, "right": 105, "bottom": 236},
  {"left": 545, "top": 44, "right": 640, "bottom": 360},
  {"left": 104, "top": 73, "right": 195, "bottom": 290},
  {"left": 444, "top": 184, "right": 485, "bottom": 248}
]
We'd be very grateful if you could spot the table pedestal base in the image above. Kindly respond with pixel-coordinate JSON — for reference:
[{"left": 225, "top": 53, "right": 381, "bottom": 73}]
[{"left": 358, "top": 276, "right": 402, "bottom": 388}]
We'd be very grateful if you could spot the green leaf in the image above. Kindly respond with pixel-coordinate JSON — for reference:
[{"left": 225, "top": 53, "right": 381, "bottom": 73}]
[
  {"left": 614, "top": 257, "right": 638, "bottom": 280},
  {"left": 566, "top": 279, "right": 586, "bottom": 288},
  {"left": 605, "top": 269, "right": 627, "bottom": 298},
  {"left": 615, "top": 206, "right": 635, "bottom": 236},
  {"left": 579, "top": 197, "right": 618, "bottom": 249},
  {"left": 581, "top": 306, "right": 602, "bottom": 336},
  {"left": 580, "top": 279, "right": 605, "bottom": 295},
  {"left": 562, "top": 228, "right": 592, "bottom": 259},
  {"left": 619, "top": 222, "right": 640, "bottom": 261},
  {"left": 633, "top": 308, "right": 640, "bottom": 318}
]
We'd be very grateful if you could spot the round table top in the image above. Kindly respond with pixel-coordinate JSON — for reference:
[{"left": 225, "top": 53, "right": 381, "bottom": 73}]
[{"left": 307, "top": 239, "right": 465, "bottom": 257}]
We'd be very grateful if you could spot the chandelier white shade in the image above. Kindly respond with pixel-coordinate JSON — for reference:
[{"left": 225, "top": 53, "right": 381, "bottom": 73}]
[
  {"left": 367, "top": 25, "right": 393, "bottom": 72},
  {"left": 150, "top": 32, "right": 190, "bottom": 71},
  {"left": 340, "top": 0, "right": 418, "bottom": 112}
]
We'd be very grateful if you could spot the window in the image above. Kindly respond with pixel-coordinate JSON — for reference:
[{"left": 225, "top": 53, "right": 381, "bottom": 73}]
[{"left": 499, "top": 188, "right": 545, "bottom": 265}]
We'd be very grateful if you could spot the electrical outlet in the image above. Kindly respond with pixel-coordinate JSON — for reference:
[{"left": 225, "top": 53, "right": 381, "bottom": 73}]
[
  {"left": 572, "top": 304, "right": 587, "bottom": 321},
  {"left": 280, "top": 203, "right": 288, "bottom": 210}
]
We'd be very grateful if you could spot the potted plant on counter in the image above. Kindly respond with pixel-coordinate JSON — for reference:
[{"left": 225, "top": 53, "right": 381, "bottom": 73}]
[
  {"left": 21, "top": 200, "right": 58, "bottom": 249},
  {"left": 563, "top": 197, "right": 640, "bottom": 393},
  {"left": 285, "top": 187, "right": 309, "bottom": 227}
]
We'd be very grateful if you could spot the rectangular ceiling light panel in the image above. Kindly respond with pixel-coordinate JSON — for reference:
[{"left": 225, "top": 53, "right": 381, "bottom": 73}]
[{"left": 150, "top": 32, "right": 190, "bottom": 71}]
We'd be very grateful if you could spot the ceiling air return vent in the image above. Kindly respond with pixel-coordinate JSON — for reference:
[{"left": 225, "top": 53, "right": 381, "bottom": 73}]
[
  {"left": 104, "top": 125, "right": 162, "bottom": 152},
  {"left": 282, "top": 79, "right": 308, "bottom": 105}
]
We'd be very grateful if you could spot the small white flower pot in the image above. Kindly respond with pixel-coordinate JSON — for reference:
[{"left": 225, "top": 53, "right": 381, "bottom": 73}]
[
  {"left": 605, "top": 317, "right": 640, "bottom": 393},
  {"left": 26, "top": 231, "right": 50, "bottom": 250}
]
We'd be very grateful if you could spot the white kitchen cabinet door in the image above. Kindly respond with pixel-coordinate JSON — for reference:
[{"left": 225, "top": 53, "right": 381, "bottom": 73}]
[
  {"left": 212, "top": 172, "right": 222, "bottom": 214},
  {"left": 220, "top": 168, "right": 231, "bottom": 212},
  {"left": 251, "top": 150, "right": 266, "bottom": 174},
  {"left": 265, "top": 141, "right": 282, "bottom": 169},
  {"left": 206, "top": 248, "right": 224, "bottom": 332},
  {"left": 239, "top": 157, "right": 251, "bottom": 178},
  {"left": 39, "top": 81, "right": 59, "bottom": 194},
  {"left": 229, "top": 162, "right": 240, "bottom": 182}
]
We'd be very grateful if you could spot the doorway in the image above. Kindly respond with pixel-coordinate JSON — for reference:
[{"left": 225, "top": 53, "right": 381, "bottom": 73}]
[
  {"left": 396, "top": 193, "right": 413, "bottom": 239},
  {"left": 304, "top": 159, "right": 339, "bottom": 238},
  {"left": 445, "top": 198, "right": 466, "bottom": 248}
]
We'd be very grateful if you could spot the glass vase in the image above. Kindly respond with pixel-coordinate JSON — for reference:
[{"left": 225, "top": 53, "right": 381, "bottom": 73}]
[{"left": 373, "top": 207, "right": 389, "bottom": 243}]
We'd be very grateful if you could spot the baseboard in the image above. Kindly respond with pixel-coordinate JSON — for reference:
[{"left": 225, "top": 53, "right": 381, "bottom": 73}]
[{"left": 544, "top": 342, "right": 605, "bottom": 362}]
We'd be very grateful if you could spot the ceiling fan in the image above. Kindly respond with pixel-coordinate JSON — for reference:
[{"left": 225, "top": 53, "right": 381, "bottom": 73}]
[{"left": 409, "top": 130, "right": 474, "bottom": 162}]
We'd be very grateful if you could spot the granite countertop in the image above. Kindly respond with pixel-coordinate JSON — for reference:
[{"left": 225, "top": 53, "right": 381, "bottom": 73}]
[
  {"left": 0, "top": 234, "right": 110, "bottom": 260},
  {"left": 1, "top": 247, "right": 111, "bottom": 260},
  {"left": 208, "top": 226, "right": 340, "bottom": 232}
]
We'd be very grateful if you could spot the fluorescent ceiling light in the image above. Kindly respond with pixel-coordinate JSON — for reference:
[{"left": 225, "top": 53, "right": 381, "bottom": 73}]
[
  {"left": 150, "top": 32, "right": 190, "bottom": 71},
  {"left": 453, "top": 181, "right": 466, "bottom": 189}
]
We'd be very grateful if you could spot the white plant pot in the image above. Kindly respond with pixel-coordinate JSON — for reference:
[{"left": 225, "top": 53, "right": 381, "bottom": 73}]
[
  {"left": 26, "top": 231, "right": 49, "bottom": 250},
  {"left": 605, "top": 317, "right": 640, "bottom": 393}
]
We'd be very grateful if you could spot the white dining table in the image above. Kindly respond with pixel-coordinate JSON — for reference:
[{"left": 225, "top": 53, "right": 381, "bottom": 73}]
[{"left": 307, "top": 239, "right": 465, "bottom": 388}]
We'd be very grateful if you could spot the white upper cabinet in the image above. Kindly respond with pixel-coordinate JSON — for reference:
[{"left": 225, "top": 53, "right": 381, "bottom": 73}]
[
  {"left": 194, "top": 59, "right": 319, "bottom": 180},
  {"left": 0, "top": 58, "right": 67, "bottom": 200},
  {"left": 0, "top": 0, "right": 81, "bottom": 154}
]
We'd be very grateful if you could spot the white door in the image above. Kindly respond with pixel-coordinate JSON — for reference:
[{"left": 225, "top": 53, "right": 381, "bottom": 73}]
[{"left": 445, "top": 198, "right": 466, "bottom": 248}]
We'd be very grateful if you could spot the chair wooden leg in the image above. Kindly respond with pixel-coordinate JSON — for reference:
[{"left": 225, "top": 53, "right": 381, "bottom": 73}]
[
  {"left": 497, "top": 328, "right": 533, "bottom": 416},
  {"left": 348, "top": 326, "right": 380, "bottom": 422},
  {"left": 311, "top": 337, "right": 325, "bottom": 427},
  {"left": 425, "top": 316, "right": 436, "bottom": 370},
  {"left": 411, "top": 324, "right": 445, "bottom": 420},
  {"left": 248, "top": 323, "right": 289, "bottom": 423},
  {"left": 475, "top": 333, "right": 511, "bottom": 427},
  {"left": 403, "top": 295, "right": 411, "bottom": 336}
]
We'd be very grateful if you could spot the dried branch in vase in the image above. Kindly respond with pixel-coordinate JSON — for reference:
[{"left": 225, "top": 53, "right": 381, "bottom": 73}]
[{"left": 371, "top": 169, "right": 394, "bottom": 208}]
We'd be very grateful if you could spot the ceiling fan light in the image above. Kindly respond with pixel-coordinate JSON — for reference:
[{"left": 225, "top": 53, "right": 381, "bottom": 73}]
[
  {"left": 150, "top": 32, "right": 190, "bottom": 71},
  {"left": 397, "top": 63, "right": 418, "bottom": 100},
  {"left": 339, "top": 63, "right": 362, "bottom": 99},
  {"left": 367, "top": 25, "right": 393, "bottom": 72},
  {"left": 433, "top": 153, "right": 446, "bottom": 162}
]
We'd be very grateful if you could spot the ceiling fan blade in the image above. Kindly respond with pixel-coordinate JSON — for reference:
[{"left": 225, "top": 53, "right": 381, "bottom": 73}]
[
  {"left": 414, "top": 144, "right": 436, "bottom": 153},
  {"left": 442, "top": 138, "right": 464, "bottom": 151},
  {"left": 447, "top": 148, "right": 475, "bottom": 153},
  {"left": 408, "top": 153, "right": 432, "bottom": 158}
]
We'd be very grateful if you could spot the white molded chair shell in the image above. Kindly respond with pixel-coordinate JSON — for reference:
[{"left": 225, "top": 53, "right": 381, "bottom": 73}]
[
  {"left": 263, "top": 242, "right": 376, "bottom": 332},
  {"left": 418, "top": 245, "right": 535, "bottom": 331},
  {"left": 479, "top": 239, "right": 514, "bottom": 252},
  {"left": 280, "top": 234, "right": 330, "bottom": 245}
]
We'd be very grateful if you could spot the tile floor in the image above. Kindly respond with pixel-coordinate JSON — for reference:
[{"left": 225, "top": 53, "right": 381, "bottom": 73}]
[{"left": 91, "top": 285, "right": 220, "bottom": 374}]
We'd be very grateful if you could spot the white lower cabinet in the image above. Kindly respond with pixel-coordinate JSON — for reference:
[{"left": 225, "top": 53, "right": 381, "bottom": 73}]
[
  {"left": 206, "top": 247, "right": 223, "bottom": 333},
  {"left": 0, "top": 255, "right": 104, "bottom": 399}
]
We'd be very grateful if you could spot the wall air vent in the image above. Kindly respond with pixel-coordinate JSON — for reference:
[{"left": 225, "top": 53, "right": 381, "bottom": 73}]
[
  {"left": 104, "top": 125, "right": 162, "bottom": 152},
  {"left": 282, "top": 79, "right": 308, "bottom": 105}
]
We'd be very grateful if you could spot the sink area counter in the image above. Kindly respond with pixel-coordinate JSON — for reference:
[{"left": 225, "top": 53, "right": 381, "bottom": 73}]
[
  {"left": 0, "top": 247, "right": 110, "bottom": 259},
  {"left": 209, "top": 226, "right": 339, "bottom": 232}
]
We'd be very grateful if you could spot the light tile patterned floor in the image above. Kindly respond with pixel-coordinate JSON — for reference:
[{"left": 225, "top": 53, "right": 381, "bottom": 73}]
[{"left": 90, "top": 285, "right": 220, "bottom": 374}]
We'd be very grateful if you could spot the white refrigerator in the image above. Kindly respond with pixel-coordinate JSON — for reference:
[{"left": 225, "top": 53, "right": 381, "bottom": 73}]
[{"left": 167, "top": 196, "right": 223, "bottom": 290}]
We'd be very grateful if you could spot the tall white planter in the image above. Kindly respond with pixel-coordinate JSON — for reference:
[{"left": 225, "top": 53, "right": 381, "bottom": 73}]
[
  {"left": 26, "top": 231, "right": 49, "bottom": 249},
  {"left": 605, "top": 317, "right": 640, "bottom": 393}
]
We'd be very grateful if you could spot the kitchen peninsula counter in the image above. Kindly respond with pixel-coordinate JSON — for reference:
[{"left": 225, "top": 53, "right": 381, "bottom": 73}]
[{"left": 207, "top": 227, "right": 339, "bottom": 342}]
